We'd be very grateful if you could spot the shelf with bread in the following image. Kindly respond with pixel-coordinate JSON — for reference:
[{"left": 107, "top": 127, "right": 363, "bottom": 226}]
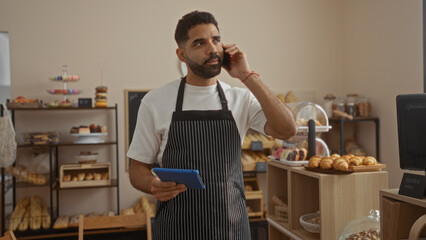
[
  {"left": 266, "top": 160, "right": 388, "bottom": 240},
  {"left": 7, "top": 196, "right": 154, "bottom": 239},
  {"left": 0, "top": 104, "right": 120, "bottom": 236}
]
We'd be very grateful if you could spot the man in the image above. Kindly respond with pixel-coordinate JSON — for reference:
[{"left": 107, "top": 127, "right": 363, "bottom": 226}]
[{"left": 128, "top": 11, "right": 296, "bottom": 239}]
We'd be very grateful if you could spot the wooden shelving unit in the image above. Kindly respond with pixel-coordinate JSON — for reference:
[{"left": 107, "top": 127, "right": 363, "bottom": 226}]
[
  {"left": 267, "top": 160, "right": 388, "bottom": 240},
  {"left": 380, "top": 189, "right": 426, "bottom": 239}
]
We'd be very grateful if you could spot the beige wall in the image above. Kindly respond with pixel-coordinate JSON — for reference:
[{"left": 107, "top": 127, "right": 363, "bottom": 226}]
[
  {"left": 0, "top": 0, "right": 422, "bottom": 214},
  {"left": 343, "top": 0, "right": 423, "bottom": 188}
]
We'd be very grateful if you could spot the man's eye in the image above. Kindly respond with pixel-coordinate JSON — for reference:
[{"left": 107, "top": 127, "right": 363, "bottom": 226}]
[
  {"left": 195, "top": 42, "right": 203, "bottom": 46},
  {"left": 213, "top": 39, "right": 221, "bottom": 43}
]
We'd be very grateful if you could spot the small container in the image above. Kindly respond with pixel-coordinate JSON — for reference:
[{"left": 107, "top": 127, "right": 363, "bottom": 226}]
[
  {"left": 323, "top": 94, "right": 335, "bottom": 118},
  {"left": 357, "top": 97, "right": 372, "bottom": 117},
  {"left": 339, "top": 209, "right": 380, "bottom": 240},
  {"left": 346, "top": 94, "right": 357, "bottom": 117},
  {"left": 332, "top": 98, "right": 345, "bottom": 118}
]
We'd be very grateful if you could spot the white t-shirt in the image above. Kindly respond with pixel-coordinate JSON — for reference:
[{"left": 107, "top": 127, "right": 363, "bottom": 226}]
[{"left": 127, "top": 79, "right": 267, "bottom": 166}]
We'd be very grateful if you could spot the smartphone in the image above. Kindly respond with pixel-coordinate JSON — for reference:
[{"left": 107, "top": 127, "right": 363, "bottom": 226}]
[{"left": 222, "top": 51, "right": 231, "bottom": 70}]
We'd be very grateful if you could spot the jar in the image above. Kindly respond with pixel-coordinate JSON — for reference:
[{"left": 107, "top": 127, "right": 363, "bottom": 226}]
[
  {"left": 332, "top": 98, "right": 345, "bottom": 118},
  {"left": 339, "top": 210, "right": 380, "bottom": 240},
  {"left": 323, "top": 94, "right": 335, "bottom": 118},
  {"left": 357, "top": 97, "right": 372, "bottom": 117},
  {"left": 346, "top": 95, "right": 357, "bottom": 117}
]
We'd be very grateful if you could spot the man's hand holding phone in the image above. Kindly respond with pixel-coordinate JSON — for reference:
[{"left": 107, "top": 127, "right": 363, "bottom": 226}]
[
  {"left": 222, "top": 43, "right": 252, "bottom": 81},
  {"left": 151, "top": 176, "right": 187, "bottom": 202}
]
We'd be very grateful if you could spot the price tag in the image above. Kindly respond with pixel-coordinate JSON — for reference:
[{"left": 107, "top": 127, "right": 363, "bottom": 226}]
[
  {"left": 78, "top": 98, "right": 92, "bottom": 108},
  {"left": 398, "top": 173, "right": 426, "bottom": 199},
  {"left": 256, "top": 162, "right": 267, "bottom": 172},
  {"left": 250, "top": 141, "right": 263, "bottom": 151}
]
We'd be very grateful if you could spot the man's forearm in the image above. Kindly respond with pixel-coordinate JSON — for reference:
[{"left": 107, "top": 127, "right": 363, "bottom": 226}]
[
  {"left": 129, "top": 159, "right": 155, "bottom": 194},
  {"left": 242, "top": 74, "right": 297, "bottom": 139}
]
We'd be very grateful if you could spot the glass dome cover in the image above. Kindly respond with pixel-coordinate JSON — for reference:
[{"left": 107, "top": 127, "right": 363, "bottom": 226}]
[
  {"left": 288, "top": 102, "right": 331, "bottom": 133},
  {"left": 339, "top": 209, "right": 380, "bottom": 240}
]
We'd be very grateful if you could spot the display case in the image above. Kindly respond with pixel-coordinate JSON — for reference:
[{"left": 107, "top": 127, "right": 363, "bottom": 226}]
[{"left": 267, "top": 160, "right": 388, "bottom": 240}]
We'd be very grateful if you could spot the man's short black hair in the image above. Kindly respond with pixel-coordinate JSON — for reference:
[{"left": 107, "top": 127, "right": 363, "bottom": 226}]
[{"left": 175, "top": 11, "right": 219, "bottom": 48}]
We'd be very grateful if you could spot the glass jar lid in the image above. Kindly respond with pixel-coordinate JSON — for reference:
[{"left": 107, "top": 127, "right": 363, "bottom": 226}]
[{"left": 339, "top": 209, "right": 380, "bottom": 240}]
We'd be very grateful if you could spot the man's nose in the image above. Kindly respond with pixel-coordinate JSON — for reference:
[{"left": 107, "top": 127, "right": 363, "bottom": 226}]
[{"left": 206, "top": 41, "right": 219, "bottom": 54}]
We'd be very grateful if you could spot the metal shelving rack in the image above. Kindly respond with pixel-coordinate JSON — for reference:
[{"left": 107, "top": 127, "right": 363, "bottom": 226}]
[{"left": 0, "top": 104, "right": 120, "bottom": 236}]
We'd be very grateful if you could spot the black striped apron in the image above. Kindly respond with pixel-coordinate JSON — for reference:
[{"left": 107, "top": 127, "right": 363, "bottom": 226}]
[{"left": 153, "top": 77, "right": 250, "bottom": 240}]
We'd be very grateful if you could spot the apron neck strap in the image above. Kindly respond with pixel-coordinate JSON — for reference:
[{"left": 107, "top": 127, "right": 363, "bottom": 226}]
[{"left": 176, "top": 77, "right": 229, "bottom": 112}]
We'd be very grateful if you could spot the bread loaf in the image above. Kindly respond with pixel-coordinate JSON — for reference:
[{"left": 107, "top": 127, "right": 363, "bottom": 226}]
[
  {"left": 30, "top": 197, "right": 42, "bottom": 230},
  {"left": 41, "top": 205, "right": 51, "bottom": 229},
  {"left": 53, "top": 216, "right": 69, "bottom": 229},
  {"left": 17, "top": 207, "right": 30, "bottom": 231}
]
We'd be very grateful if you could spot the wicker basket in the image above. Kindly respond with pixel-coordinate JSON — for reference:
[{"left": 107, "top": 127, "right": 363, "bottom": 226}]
[{"left": 300, "top": 213, "right": 320, "bottom": 233}]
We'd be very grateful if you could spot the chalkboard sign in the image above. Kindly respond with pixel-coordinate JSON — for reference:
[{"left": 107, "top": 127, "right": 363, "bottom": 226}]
[{"left": 125, "top": 89, "right": 150, "bottom": 171}]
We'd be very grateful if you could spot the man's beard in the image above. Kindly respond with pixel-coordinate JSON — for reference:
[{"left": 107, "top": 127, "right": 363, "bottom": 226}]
[{"left": 185, "top": 53, "right": 222, "bottom": 79}]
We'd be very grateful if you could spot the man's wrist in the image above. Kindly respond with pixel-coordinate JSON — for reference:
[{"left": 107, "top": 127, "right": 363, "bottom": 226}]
[{"left": 241, "top": 71, "right": 260, "bottom": 83}]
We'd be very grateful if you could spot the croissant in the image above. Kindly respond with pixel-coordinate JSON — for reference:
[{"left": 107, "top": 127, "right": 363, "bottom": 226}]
[
  {"left": 330, "top": 154, "right": 341, "bottom": 160},
  {"left": 332, "top": 158, "right": 349, "bottom": 171},
  {"left": 319, "top": 157, "right": 334, "bottom": 170},
  {"left": 309, "top": 156, "right": 321, "bottom": 168},
  {"left": 362, "top": 156, "right": 377, "bottom": 165},
  {"left": 349, "top": 156, "right": 362, "bottom": 166}
]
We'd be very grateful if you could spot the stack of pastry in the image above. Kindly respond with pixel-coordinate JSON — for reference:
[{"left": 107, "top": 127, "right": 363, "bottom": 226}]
[
  {"left": 9, "top": 196, "right": 51, "bottom": 231},
  {"left": 62, "top": 171, "right": 108, "bottom": 182},
  {"left": 308, "top": 154, "right": 377, "bottom": 171},
  {"left": 95, "top": 85, "right": 108, "bottom": 107}
]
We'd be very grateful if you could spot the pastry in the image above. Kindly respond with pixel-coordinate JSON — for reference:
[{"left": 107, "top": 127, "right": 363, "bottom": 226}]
[
  {"left": 287, "top": 149, "right": 300, "bottom": 161},
  {"left": 95, "top": 101, "right": 107, "bottom": 108},
  {"left": 63, "top": 174, "right": 71, "bottom": 182},
  {"left": 298, "top": 148, "right": 308, "bottom": 161},
  {"left": 349, "top": 156, "right": 362, "bottom": 166},
  {"left": 78, "top": 126, "right": 90, "bottom": 134},
  {"left": 330, "top": 153, "right": 341, "bottom": 160},
  {"left": 332, "top": 158, "right": 349, "bottom": 171},
  {"left": 96, "top": 85, "right": 108, "bottom": 93},
  {"left": 30, "top": 196, "right": 42, "bottom": 230},
  {"left": 53, "top": 216, "right": 69, "bottom": 229},
  {"left": 93, "top": 173, "right": 101, "bottom": 180},
  {"left": 68, "top": 214, "right": 80, "bottom": 227},
  {"left": 101, "top": 172, "right": 109, "bottom": 180},
  {"left": 71, "top": 176, "right": 78, "bottom": 182},
  {"left": 308, "top": 156, "right": 322, "bottom": 168},
  {"left": 280, "top": 149, "right": 292, "bottom": 160},
  {"left": 85, "top": 173, "right": 94, "bottom": 180},
  {"left": 78, "top": 173, "right": 85, "bottom": 181},
  {"left": 121, "top": 208, "right": 135, "bottom": 216},
  {"left": 363, "top": 156, "right": 377, "bottom": 165},
  {"left": 319, "top": 157, "right": 334, "bottom": 170}
]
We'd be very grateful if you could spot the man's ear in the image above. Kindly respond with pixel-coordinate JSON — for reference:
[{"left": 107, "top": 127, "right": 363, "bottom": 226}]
[{"left": 176, "top": 48, "right": 186, "bottom": 62}]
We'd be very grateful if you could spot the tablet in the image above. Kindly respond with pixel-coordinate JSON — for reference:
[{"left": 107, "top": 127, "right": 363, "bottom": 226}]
[{"left": 152, "top": 168, "right": 206, "bottom": 189}]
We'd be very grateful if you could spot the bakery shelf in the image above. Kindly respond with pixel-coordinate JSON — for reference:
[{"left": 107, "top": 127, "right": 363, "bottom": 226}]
[
  {"left": 266, "top": 161, "right": 388, "bottom": 240},
  {"left": 0, "top": 104, "right": 120, "bottom": 235}
]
